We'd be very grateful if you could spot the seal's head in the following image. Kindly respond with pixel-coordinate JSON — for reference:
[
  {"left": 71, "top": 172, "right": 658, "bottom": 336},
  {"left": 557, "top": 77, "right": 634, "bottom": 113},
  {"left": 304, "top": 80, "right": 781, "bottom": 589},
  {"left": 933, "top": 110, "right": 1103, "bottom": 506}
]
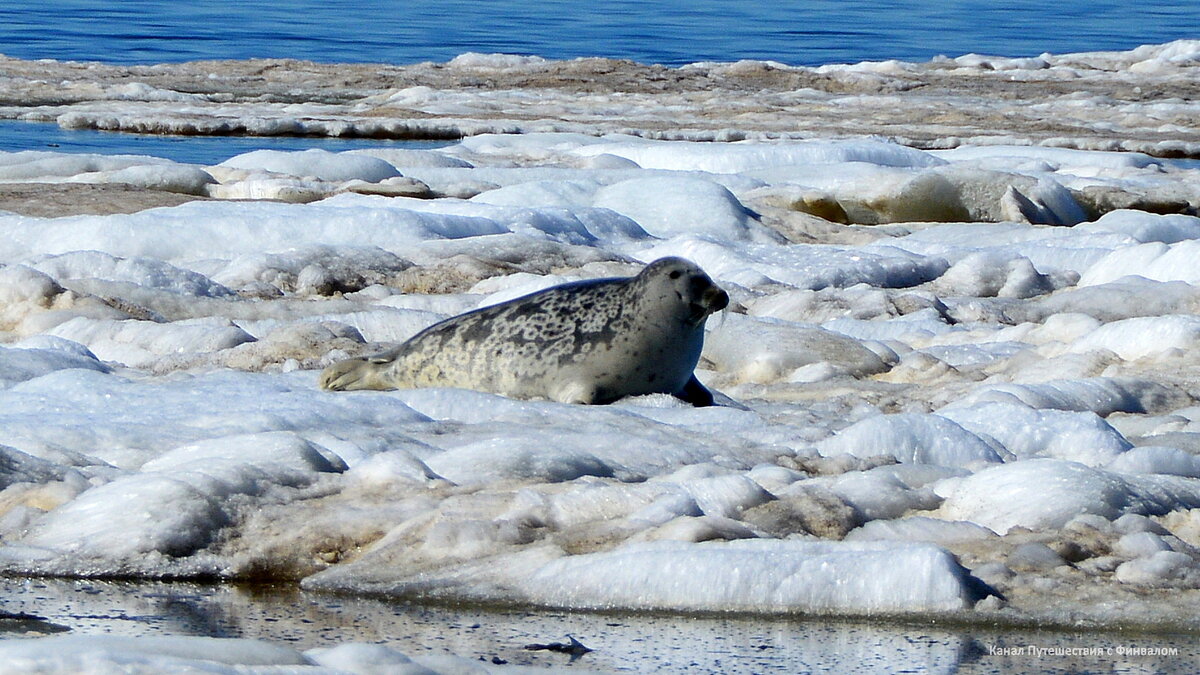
[{"left": 637, "top": 257, "right": 728, "bottom": 325}]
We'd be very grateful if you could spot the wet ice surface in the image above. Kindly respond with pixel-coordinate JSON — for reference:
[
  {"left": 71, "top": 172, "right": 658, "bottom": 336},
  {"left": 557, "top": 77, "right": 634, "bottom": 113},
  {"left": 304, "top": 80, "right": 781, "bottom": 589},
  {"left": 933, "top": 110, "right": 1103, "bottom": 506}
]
[
  {"left": 0, "top": 118, "right": 452, "bottom": 166},
  {"left": 2, "top": 42, "right": 1200, "bottom": 157},
  {"left": 1, "top": 43, "right": 1200, "bottom": 672},
  {"left": 2, "top": 577, "right": 1195, "bottom": 675}
]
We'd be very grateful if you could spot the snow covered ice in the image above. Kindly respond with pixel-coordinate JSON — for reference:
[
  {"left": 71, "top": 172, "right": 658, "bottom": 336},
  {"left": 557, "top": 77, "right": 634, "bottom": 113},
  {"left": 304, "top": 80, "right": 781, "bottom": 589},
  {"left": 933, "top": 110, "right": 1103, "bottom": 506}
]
[{"left": 1, "top": 42, "right": 1200, "bottom": 671}]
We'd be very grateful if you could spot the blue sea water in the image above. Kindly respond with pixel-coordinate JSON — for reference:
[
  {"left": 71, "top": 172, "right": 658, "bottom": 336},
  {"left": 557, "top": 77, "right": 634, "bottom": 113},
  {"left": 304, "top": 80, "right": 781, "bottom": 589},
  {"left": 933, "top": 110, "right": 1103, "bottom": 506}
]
[
  {"left": 1, "top": 0, "right": 1198, "bottom": 67},
  {"left": 0, "top": 119, "right": 450, "bottom": 165},
  {"left": 1, "top": 1, "right": 1197, "bottom": 162}
]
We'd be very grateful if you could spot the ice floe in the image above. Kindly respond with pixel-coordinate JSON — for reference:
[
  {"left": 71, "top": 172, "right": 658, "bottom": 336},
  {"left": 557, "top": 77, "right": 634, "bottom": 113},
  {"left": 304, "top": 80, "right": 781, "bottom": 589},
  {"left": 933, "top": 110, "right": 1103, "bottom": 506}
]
[{"left": 1, "top": 46, "right": 1200, "bottom": 651}]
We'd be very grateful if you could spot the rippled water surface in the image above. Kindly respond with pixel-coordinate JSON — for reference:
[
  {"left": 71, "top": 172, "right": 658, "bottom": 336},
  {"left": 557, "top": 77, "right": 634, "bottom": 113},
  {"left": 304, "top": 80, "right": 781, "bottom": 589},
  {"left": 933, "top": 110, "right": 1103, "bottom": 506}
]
[
  {"left": 4, "top": 578, "right": 1197, "bottom": 674},
  {"left": 2, "top": 0, "right": 1198, "bottom": 66}
]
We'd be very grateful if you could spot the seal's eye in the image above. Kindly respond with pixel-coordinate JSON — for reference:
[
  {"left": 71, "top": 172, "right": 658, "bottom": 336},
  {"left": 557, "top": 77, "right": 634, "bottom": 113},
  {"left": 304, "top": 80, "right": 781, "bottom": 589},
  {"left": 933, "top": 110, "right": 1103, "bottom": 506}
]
[{"left": 669, "top": 270, "right": 682, "bottom": 279}]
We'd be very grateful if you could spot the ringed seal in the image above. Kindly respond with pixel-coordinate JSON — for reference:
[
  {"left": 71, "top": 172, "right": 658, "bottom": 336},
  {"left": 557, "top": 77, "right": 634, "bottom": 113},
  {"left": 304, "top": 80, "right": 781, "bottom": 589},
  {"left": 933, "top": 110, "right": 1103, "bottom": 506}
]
[{"left": 319, "top": 257, "right": 729, "bottom": 406}]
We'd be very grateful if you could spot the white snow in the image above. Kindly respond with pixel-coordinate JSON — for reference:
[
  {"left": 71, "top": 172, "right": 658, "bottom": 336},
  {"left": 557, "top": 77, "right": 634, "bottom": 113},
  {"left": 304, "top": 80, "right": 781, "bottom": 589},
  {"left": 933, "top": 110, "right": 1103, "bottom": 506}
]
[
  {"left": 0, "top": 635, "right": 312, "bottom": 672},
  {"left": 516, "top": 539, "right": 984, "bottom": 613},
  {"left": 0, "top": 151, "right": 178, "bottom": 180},
  {"left": 1108, "top": 446, "right": 1200, "bottom": 478},
  {"left": 939, "top": 459, "right": 1200, "bottom": 534},
  {"left": 938, "top": 402, "right": 1133, "bottom": 466},
  {"left": 219, "top": 148, "right": 402, "bottom": 183},
  {"left": 592, "top": 175, "right": 764, "bottom": 241},
  {"left": 815, "top": 413, "right": 1003, "bottom": 468},
  {"left": 1066, "top": 315, "right": 1200, "bottom": 361},
  {"left": 569, "top": 137, "right": 947, "bottom": 173}
]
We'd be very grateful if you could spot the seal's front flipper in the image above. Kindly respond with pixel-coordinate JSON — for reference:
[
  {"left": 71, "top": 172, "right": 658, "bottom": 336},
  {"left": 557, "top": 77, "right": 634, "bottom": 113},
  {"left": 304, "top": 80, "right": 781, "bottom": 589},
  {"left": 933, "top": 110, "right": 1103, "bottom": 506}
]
[
  {"left": 674, "top": 375, "right": 751, "bottom": 410},
  {"left": 674, "top": 374, "right": 714, "bottom": 407},
  {"left": 319, "top": 355, "right": 398, "bottom": 391},
  {"left": 552, "top": 380, "right": 599, "bottom": 405}
]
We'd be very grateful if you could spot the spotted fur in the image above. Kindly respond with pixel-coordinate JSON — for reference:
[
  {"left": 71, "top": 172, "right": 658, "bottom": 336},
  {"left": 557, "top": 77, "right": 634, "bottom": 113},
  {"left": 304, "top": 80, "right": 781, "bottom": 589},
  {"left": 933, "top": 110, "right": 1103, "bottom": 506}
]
[{"left": 319, "top": 257, "right": 728, "bottom": 406}]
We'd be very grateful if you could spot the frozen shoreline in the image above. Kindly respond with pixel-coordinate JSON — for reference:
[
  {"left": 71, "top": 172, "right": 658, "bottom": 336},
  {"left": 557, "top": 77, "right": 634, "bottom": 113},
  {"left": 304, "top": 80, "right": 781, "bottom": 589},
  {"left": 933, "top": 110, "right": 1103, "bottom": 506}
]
[
  {"left": 2, "top": 42, "right": 1200, "bottom": 672},
  {"left": 2, "top": 41, "right": 1200, "bottom": 157}
]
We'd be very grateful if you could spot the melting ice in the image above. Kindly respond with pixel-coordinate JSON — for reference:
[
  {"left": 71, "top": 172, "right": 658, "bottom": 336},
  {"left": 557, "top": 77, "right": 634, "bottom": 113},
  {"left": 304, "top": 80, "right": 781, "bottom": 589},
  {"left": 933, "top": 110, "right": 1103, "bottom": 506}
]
[{"left": 1, "top": 42, "right": 1200, "bottom": 672}]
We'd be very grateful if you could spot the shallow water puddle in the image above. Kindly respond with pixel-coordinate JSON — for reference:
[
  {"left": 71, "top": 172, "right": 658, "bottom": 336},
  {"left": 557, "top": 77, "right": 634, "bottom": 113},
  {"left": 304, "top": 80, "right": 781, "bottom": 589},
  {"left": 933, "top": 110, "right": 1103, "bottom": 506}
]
[{"left": 1, "top": 577, "right": 1194, "bottom": 673}]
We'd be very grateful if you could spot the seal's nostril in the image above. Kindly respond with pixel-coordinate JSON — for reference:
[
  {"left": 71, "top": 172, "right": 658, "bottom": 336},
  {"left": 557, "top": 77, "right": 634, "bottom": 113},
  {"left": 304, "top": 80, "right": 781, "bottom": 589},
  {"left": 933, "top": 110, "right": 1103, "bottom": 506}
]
[{"left": 707, "top": 288, "right": 729, "bottom": 311}]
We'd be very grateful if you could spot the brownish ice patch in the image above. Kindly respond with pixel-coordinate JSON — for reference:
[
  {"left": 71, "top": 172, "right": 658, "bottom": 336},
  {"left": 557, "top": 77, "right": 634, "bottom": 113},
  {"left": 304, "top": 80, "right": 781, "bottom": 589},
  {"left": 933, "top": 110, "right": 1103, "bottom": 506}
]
[
  {"left": 0, "top": 183, "right": 206, "bottom": 218},
  {"left": 2, "top": 54, "right": 1197, "bottom": 157}
]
